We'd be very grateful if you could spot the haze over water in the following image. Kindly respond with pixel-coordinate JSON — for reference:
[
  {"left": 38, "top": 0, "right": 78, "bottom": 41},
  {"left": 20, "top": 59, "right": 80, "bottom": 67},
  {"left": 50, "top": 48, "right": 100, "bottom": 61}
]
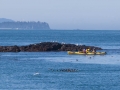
[{"left": 1, "top": 0, "right": 120, "bottom": 30}]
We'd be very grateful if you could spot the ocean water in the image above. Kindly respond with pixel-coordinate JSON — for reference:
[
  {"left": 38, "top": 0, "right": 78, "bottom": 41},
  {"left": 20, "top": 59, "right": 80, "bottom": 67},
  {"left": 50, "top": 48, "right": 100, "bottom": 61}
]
[{"left": 0, "top": 30, "right": 120, "bottom": 90}]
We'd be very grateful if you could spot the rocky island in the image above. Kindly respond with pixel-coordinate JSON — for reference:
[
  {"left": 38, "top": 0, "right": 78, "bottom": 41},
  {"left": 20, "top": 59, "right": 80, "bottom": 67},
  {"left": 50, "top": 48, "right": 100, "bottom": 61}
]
[{"left": 0, "top": 42, "right": 102, "bottom": 52}]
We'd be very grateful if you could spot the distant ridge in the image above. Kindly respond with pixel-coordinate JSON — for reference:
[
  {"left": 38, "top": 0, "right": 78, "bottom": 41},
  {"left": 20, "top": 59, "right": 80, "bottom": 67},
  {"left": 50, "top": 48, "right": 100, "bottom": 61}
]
[
  {"left": 0, "top": 18, "right": 50, "bottom": 30},
  {"left": 0, "top": 18, "right": 14, "bottom": 23}
]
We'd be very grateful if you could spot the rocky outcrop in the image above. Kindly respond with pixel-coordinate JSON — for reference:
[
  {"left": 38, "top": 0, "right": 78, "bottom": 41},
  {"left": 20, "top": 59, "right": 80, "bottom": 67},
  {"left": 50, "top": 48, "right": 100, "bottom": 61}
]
[{"left": 0, "top": 42, "right": 102, "bottom": 52}]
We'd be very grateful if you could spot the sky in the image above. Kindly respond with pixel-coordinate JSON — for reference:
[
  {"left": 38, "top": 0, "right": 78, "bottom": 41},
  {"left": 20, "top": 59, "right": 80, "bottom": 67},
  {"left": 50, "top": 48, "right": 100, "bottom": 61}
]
[{"left": 0, "top": 0, "right": 120, "bottom": 30}]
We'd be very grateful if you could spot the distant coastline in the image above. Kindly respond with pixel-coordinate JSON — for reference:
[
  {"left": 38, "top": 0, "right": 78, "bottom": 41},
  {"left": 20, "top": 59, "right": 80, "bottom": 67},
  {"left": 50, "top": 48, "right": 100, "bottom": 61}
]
[{"left": 0, "top": 18, "right": 50, "bottom": 30}]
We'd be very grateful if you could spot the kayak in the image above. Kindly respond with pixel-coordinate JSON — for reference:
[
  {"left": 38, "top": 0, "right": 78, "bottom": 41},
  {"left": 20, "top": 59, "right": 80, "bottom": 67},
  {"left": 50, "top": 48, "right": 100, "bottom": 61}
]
[{"left": 67, "top": 51, "right": 106, "bottom": 55}]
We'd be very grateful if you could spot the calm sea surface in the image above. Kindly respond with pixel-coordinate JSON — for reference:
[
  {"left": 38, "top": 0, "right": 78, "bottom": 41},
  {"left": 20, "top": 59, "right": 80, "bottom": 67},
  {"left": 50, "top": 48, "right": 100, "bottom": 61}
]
[{"left": 0, "top": 30, "right": 120, "bottom": 90}]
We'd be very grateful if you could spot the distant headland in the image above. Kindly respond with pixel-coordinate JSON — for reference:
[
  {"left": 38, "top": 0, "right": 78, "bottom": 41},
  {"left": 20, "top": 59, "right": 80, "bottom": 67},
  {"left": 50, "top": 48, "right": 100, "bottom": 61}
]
[{"left": 0, "top": 18, "right": 50, "bottom": 30}]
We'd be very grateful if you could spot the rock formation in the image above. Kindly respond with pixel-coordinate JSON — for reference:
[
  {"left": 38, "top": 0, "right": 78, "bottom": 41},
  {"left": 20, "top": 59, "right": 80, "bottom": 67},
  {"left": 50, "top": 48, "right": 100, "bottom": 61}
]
[{"left": 0, "top": 42, "right": 102, "bottom": 52}]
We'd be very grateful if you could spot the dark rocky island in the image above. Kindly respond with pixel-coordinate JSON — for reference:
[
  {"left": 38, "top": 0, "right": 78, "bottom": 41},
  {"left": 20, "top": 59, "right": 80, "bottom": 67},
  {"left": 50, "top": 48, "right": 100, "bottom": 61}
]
[{"left": 0, "top": 42, "right": 102, "bottom": 52}]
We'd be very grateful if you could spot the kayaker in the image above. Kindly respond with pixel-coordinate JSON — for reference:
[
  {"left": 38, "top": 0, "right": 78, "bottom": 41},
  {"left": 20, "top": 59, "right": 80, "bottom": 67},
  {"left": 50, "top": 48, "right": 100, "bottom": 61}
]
[
  {"left": 82, "top": 49, "right": 86, "bottom": 53},
  {"left": 86, "top": 49, "right": 90, "bottom": 53},
  {"left": 92, "top": 48, "right": 96, "bottom": 53}
]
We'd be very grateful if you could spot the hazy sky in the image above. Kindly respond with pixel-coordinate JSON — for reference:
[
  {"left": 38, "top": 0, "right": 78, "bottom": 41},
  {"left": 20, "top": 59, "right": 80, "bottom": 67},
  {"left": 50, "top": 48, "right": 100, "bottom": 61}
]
[{"left": 0, "top": 0, "right": 120, "bottom": 30}]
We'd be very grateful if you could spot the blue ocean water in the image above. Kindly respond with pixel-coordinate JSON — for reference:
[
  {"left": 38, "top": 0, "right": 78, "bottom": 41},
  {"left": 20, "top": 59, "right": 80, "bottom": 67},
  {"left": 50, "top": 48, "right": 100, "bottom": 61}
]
[{"left": 0, "top": 30, "right": 120, "bottom": 90}]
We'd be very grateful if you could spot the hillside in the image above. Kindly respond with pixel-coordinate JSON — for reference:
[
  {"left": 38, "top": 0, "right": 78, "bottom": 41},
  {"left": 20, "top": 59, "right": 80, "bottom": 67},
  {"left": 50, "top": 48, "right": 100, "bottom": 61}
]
[
  {"left": 0, "top": 18, "right": 14, "bottom": 23},
  {"left": 0, "top": 18, "right": 50, "bottom": 30}
]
